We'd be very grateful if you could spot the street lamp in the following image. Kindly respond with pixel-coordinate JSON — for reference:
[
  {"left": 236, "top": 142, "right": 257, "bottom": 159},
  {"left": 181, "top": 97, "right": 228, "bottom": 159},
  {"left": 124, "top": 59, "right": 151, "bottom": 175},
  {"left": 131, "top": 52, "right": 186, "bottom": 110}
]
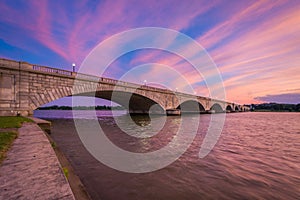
[
  {"left": 72, "top": 63, "right": 76, "bottom": 72},
  {"left": 175, "top": 87, "right": 178, "bottom": 92},
  {"left": 143, "top": 80, "right": 147, "bottom": 85}
]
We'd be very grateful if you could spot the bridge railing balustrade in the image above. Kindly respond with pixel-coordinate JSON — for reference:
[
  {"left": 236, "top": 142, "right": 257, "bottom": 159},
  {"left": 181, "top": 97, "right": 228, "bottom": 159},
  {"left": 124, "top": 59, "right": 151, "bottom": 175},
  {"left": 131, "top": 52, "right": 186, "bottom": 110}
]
[
  {"left": 30, "top": 63, "right": 191, "bottom": 95},
  {"left": 32, "top": 65, "right": 72, "bottom": 76},
  {"left": 75, "top": 73, "right": 99, "bottom": 82}
]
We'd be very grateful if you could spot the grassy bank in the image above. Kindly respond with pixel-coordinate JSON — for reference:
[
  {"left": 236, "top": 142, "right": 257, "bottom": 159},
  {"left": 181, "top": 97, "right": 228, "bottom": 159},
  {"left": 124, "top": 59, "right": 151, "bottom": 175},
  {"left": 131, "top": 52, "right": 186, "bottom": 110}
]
[
  {"left": 0, "top": 131, "right": 18, "bottom": 163},
  {"left": 0, "top": 116, "right": 33, "bottom": 163},
  {"left": 0, "top": 116, "right": 33, "bottom": 128}
]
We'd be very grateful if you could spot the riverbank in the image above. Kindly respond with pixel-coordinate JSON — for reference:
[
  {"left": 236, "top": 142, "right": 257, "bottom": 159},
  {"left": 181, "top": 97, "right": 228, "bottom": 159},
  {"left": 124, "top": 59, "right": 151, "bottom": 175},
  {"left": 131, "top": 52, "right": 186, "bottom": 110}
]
[
  {"left": 29, "top": 117, "right": 91, "bottom": 200},
  {"left": 44, "top": 131, "right": 91, "bottom": 200},
  {"left": 0, "top": 120, "right": 75, "bottom": 199}
]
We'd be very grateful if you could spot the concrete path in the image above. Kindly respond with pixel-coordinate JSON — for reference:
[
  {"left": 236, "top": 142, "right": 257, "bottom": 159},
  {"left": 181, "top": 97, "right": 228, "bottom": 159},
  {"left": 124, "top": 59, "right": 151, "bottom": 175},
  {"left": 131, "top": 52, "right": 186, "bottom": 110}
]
[{"left": 0, "top": 122, "right": 75, "bottom": 200}]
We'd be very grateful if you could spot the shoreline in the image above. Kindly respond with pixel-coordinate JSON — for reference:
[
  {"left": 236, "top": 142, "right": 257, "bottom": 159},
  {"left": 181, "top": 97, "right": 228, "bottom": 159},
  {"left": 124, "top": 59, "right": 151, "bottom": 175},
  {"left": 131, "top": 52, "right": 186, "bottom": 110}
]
[
  {"left": 44, "top": 132, "right": 92, "bottom": 200},
  {"left": 34, "top": 118, "right": 92, "bottom": 200}
]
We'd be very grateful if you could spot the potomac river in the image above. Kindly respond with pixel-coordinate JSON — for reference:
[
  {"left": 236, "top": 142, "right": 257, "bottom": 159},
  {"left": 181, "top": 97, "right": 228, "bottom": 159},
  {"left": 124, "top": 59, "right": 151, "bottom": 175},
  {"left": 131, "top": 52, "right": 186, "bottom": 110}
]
[{"left": 34, "top": 110, "right": 300, "bottom": 200}]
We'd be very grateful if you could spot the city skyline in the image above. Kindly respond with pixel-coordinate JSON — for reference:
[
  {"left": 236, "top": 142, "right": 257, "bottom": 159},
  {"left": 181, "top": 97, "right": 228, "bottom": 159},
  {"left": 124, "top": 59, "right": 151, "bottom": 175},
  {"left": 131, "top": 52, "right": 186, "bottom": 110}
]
[{"left": 0, "top": 0, "right": 299, "bottom": 105}]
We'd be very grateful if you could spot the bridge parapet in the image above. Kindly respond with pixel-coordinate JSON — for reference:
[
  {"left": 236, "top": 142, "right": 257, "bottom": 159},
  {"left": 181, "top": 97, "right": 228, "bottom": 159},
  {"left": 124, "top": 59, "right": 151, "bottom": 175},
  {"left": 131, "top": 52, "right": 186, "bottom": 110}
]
[{"left": 32, "top": 64, "right": 72, "bottom": 76}]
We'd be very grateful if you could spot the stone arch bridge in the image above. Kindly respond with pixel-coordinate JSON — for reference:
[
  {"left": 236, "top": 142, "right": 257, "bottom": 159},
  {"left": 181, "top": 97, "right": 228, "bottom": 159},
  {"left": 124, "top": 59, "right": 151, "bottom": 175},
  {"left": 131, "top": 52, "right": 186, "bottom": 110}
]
[{"left": 0, "top": 58, "right": 249, "bottom": 116}]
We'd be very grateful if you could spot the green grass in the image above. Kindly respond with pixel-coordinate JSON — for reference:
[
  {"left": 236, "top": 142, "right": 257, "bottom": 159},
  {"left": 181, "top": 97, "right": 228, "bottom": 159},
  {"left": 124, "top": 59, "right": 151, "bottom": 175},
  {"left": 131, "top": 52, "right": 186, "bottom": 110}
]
[
  {"left": 62, "top": 167, "right": 69, "bottom": 179},
  {"left": 0, "top": 116, "right": 33, "bottom": 128},
  {"left": 51, "top": 141, "right": 57, "bottom": 149},
  {"left": 0, "top": 116, "right": 32, "bottom": 164},
  {"left": 0, "top": 131, "right": 18, "bottom": 163}
]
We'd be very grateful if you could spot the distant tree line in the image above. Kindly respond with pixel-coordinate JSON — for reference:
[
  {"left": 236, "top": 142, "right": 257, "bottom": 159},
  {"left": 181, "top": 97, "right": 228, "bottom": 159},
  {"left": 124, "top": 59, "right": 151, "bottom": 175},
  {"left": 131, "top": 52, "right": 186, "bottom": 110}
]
[
  {"left": 250, "top": 103, "right": 300, "bottom": 112},
  {"left": 37, "top": 103, "right": 300, "bottom": 112},
  {"left": 37, "top": 105, "right": 125, "bottom": 110}
]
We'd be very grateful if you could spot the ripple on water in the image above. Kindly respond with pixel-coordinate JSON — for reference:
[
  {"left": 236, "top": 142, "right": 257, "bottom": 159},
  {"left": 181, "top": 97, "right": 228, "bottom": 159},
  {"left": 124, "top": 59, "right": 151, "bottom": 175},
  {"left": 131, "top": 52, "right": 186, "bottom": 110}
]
[{"left": 39, "top": 111, "right": 300, "bottom": 200}]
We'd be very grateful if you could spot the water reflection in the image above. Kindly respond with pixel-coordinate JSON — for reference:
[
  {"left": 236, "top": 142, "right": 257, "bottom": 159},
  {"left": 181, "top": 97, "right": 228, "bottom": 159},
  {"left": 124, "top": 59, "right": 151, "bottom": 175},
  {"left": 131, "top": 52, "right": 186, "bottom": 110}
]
[
  {"left": 115, "top": 114, "right": 167, "bottom": 139},
  {"left": 130, "top": 114, "right": 151, "bottom": 127}
]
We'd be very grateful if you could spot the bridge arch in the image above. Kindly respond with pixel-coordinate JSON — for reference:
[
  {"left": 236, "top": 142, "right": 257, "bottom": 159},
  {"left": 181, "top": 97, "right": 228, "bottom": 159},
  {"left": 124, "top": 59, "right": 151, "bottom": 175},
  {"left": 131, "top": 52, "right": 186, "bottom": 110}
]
[
  {"left": 32, "top": 88, "right": 165, "bottom": 114},
  {"left": 210, "top": 103, "right": 224, "bottom": 113},
  {"left": 176, "top": 100, "right": 205, "bottom": 113},
  {"left": 226, "top": 105, "right": 233, "bottom": 112},
  {"left": 234, "top": 106, "right": 240, "bottom": 112},
  {"left": 29, "top": 86, "right": 73, "bottom": 111},
  {"left": 78, "top": 90, "right": 165, "bottom": 114}
]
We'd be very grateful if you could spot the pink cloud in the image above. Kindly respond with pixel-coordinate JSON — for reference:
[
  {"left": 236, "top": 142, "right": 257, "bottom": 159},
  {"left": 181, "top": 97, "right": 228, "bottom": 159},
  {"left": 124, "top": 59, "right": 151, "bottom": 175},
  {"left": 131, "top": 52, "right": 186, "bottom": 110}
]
[
  {"left": 1, "top": 0, "right": 219, "bottom": 64},
  {"left": 0, "top": 1, "right": 70, "bottom": 60},
  {"left": 209, "top": 5, "right": 300, "bottom": 104},
  {"left": 197, "top": 0, "right": 288, "bottom": 49},
  {"left": 1, "top": 0, "right": 299, "bottom": 104},
  {"left": 131, "top": 0, "right": 300, "bottom": 104}
]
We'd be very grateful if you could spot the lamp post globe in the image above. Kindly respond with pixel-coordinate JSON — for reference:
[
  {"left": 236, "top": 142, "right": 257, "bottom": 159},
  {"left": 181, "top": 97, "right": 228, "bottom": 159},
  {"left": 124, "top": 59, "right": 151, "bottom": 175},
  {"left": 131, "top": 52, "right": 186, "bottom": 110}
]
[{"left": 72, "top": 63, "right": 76, "bottom": 72}]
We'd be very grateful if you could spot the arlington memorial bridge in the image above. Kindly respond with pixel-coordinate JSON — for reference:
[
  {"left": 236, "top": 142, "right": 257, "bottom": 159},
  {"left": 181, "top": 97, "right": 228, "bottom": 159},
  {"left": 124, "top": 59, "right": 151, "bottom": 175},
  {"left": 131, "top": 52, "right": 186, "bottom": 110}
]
[{"left": 0, "top": 58, "right": 249, "bottom": 116}]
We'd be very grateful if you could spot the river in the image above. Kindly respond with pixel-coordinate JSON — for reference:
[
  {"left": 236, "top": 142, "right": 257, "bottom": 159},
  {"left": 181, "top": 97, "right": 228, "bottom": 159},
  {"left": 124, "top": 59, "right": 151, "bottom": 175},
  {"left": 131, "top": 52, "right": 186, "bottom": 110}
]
[{"left": 34, "top": 110, "right": 300, "bottom": 199}]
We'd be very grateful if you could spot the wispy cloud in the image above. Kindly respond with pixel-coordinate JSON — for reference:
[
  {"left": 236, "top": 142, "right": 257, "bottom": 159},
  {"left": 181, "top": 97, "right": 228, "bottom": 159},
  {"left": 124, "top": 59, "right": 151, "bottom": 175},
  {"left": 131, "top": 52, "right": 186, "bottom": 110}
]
[
  {"left": 119, "top": 1, "right": 300, "bottom": 103},
  {"left": 0, "top": 0, "right": 299, "bottom": 104},
  {"left": 0, "top": 0, "right": 218, "bottom": 64},
  {"left": 208, "top": 2, "right": 300, "bottom": 103}
]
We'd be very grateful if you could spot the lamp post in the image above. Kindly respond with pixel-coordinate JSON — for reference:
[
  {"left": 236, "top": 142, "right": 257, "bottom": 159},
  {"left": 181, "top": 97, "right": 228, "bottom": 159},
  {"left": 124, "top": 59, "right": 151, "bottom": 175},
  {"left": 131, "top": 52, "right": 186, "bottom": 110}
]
[
  {"left": 175, "top": 87, "right": 178, "bottom": 92},
  {"left": 72, "top": 63, "right": 76, "bottom": 72},
  {"left": 143, "top": 80, "right": 147, "bottom": 85}
]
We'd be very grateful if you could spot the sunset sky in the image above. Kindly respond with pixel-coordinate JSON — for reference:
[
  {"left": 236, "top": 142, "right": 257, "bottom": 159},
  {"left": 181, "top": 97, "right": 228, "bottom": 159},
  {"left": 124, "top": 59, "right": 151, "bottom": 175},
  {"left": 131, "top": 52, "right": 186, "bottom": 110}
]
[{"left": 0, "top": 0, "right": 299, "bottom": 105}]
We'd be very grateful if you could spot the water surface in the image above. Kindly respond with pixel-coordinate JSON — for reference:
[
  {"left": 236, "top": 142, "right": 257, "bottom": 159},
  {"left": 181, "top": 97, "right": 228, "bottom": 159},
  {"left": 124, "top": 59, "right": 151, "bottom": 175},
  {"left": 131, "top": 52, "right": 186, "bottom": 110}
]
[{"left": 34, "top": 110, "right": 300, "bottom": 199}]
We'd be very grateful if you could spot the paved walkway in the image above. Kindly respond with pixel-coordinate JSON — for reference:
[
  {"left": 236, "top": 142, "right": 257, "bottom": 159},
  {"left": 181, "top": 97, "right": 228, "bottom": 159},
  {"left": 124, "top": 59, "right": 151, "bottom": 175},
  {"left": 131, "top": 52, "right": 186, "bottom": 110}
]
[{"left": 0, "top": 122, "right": 75, "bottom": 200}]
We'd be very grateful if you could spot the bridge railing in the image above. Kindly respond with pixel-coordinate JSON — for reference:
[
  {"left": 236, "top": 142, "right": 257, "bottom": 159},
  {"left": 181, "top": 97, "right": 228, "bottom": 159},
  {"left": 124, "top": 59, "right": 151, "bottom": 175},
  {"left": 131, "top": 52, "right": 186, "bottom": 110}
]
[
  {"left": 100, "top": 77, "right": 171, "bottom": 93},
  {"left": 32, "top": 65, "right": 72, "bottom": 76},
  {"left": 76, "top": 73, "right": 100, "bottom": 82}
]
